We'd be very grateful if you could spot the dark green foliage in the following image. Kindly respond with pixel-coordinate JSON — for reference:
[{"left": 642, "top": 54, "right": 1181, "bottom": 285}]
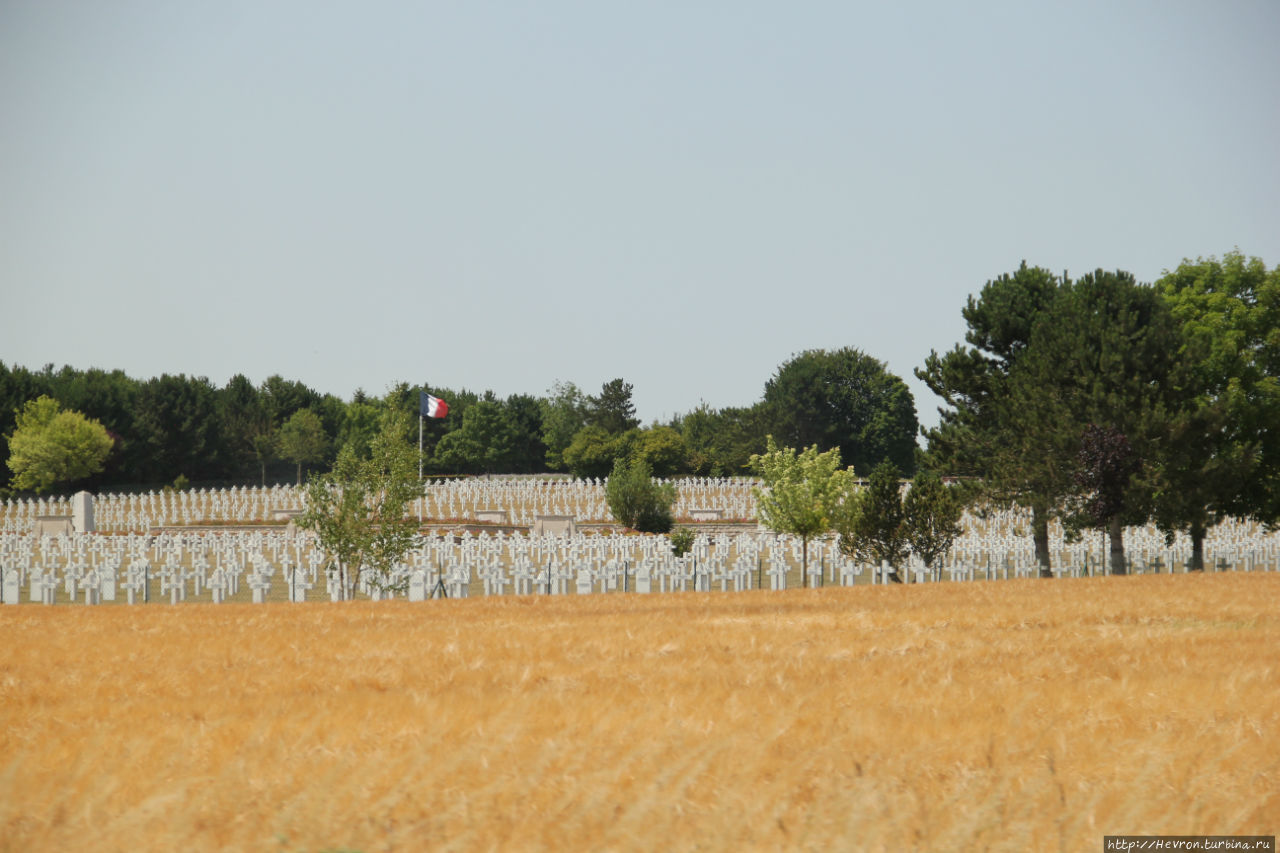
[
  {"left": 432, "top": 399, "right": 519, "bottom": 474},
  {"left": 916, "top": 262, "right": 1064, "bottom": 572},
  {"left": 669, "top": 526, "right": 696, "bottom": 557},
  {"left": 838, "top": 460, "right": 909, "bottom": 582},
  {"left": 674, "top": 402, "right": 769, "bottom": 476},
  {"left": 503, "top": 394, "right": 548, "bottom": 474},
  {"left": 1010, "top": 270, "right": 1193, "bottom": 571},
  {"left": 130, "top": 374, "right": 225, "bottom": 483},
  {"left": 588, "top": 378, "right": 640, "bottom": 435},
  {"left": 1152, "top": 252, "right": 1280, "bottom": 570},
  {"left": 605, "top": 456, "right": 675, "bottom": 533},
  {"left": 764, "top": 348, "right": 918, "bottom": 476},
  {"left": 902, "top": 470, "right": 966, "bottom": 576},
  {"left": 562, "top": 425, "right": 619, "bottom": 479}
]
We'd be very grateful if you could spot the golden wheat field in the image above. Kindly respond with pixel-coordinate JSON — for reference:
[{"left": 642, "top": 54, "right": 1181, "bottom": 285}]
[{"left": 1, "top": 574, "right": 1276, "bottom": 852}]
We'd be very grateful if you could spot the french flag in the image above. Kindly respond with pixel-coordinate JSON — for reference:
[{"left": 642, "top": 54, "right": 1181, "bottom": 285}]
[{"left": 420, "top": 392, "right": 449, "bottom": 419}]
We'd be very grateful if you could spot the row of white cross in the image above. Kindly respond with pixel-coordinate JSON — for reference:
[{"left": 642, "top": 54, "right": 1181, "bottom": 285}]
[
  {"left": 0, "top": 479, "right": 761, "bottom": 534},
  {"left": 3, "top": 522, "right": 1278, "bottom": 606}
]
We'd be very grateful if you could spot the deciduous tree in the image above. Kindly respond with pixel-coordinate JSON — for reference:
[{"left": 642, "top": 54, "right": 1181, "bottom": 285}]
[
  {"left": 750, "top": 436, "right": 852, "bottom": 587},
  {"left": 765, "top": 348, "right": 917, "bottom": 476},
  {"left": 6, "top": 396, "right": 114, "bottom": 493},
  {"left": 1153, "top": 251, "right": 1280, "bottom": 570},
  {"left": 298, "top": 412, "right": 423, "bottom": 599},
  {"left": 605, "top": 456, "right": 675, "bottom": 533},
  {"left": 276, "top": 408, "right": 329, "bottom": 485}
]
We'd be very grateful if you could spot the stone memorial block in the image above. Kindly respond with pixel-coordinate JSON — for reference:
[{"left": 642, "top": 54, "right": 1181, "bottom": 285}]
[
  {"left": 33, "top": 516, "right": 73, "bottom": 538},
  {"left": 99, "top": 560, "right": 118, "bottom": 601},
  {"left": 532, "top": 515, "right": 576, "bottom": 537},
  {"left": 408, "top": 571, "right": 426, "bottom": 602},
  {"left": 2, "top": 569, "right": 20, "bottom": 604},
  {"left": 475, "top": 509, "right": 508, "bottom": 524},
  {"left": 447, "top": 565, "right": 469, "bottom": 599},
  {"left": 576, "top": 568, "right": 593, "bottom": 596},
  {"left": 635, "top": 563, "right": 652, "bottom": 594},
  {"left": 72, "top": 491, "right": 95, "bottom": 533},
  {"left": 689, "top": 508, "right": 724, "bottom": 522}
]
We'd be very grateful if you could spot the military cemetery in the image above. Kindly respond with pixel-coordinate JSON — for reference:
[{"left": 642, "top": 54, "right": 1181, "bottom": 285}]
[{"left": 4, "top": 480, "right": 1280, "bottom": 609}]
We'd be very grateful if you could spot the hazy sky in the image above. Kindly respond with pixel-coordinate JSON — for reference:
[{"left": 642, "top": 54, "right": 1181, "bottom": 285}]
[{"left": 3, "top": 1, "right": 1278, "bottom": 430}]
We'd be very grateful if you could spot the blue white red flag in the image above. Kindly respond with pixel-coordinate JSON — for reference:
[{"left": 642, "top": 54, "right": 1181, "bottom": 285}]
[{"left": 420, "top": 392, "right": 448, "bottom": 418}]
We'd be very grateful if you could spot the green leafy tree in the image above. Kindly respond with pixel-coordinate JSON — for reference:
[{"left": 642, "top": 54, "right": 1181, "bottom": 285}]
[
  {"left": 562, "top": 425, "right": 620, "bottom": 479},
  {"left": 335, "top": 392, "right": 384, "bottom": 461},
  {"left": 605, "top": 456, "right": 676, "bottom": 533},
  {"left": 276, "top": 408, "right": 329, "bottom": 485},
  {"left": 838, "top": 460, "right": 909, "bottom": 583},
  {"left": 669, "top": 526, "right": 696, "bottom": 557},
  {"left": 6, "top": 396, "right": 114, "bottom": 493},
  {"left": 632, "top": 425, "right": 688, "bottom": 478},
  {"left": 541, "top": 381, "right": 591, "bottom": 471},
  {"left": 260, "top": 374, "right": 322, "bottom": 427},
  {"left": 674, "top": 403, "right": 770, "bottom": 477},
  {"left": 902, "top": 470, "right": 966, "bottom": 580},
  {"left": 298, "top": 412, "right": 424, "bottom": 599},
  {"left": 673, "top": 403, "right": 720, "bottom": 476},
  {"left": 1154, "top": 251, "right": 1280, "bottom": 570},
  {"left": 750, "top": 436, "right": 852, "bottom": 587},
  {"left": 432, "top": 398, "right": 518, "bottom": 474},
  {"left": 764, "top": 348, "right": 918, "bottom": 475},
  {"left": 503, "top": 393, "right": 548, "bottom": 473},
  {"left": 703, "top": 403, "right": 770, "bottom": 476}
]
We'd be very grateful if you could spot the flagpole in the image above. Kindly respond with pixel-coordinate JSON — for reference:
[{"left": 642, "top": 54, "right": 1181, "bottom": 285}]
[{"left": 419, "top": 410, "right": 424, "bottom": 481}]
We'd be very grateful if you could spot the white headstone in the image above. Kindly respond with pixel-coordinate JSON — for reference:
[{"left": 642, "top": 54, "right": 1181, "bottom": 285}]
[
  {"left": 2, "top": 569, "right": 20, "bottom": 604},
  {"left": 72, "top": 491, "right": 95, "bottom": 533},
  {"left": 408, "top": 571, "right": 426, "bottom": 602},
  {"left": 636, "top": 564, "right": 652, "bottom": 594}
]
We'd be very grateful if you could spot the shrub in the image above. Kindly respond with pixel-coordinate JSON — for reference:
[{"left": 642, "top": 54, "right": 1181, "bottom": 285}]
[
  {"left": 669, "top": 526, "right": 696, "bottom": 557},
  {"left": 605, "top": 457, "right": 675, "bottom": 534}
]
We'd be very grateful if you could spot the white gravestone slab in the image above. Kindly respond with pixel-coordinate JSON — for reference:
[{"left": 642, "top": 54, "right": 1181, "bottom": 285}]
[
  {"left": 2, "top": 569, "right": 20, "bottom": 604},
  {"left": 72, "top": 491, "right": 95, "bottom": 533}
]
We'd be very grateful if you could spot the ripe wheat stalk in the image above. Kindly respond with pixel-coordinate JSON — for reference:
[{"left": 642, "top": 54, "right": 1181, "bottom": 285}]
[{"left": 1, "top": 573, "right": 1276, "bottom": 851}]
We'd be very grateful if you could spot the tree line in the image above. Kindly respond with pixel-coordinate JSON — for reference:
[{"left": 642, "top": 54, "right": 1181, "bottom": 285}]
[
  {"left": 918, "top": 251, "right": 1280, "bottom": 573},
  {"left": 8, "top": 246, "right": 1278, "bottom": 583},
  {"left": 1, "top": 348, "right": 919, "bottom": 496}
]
